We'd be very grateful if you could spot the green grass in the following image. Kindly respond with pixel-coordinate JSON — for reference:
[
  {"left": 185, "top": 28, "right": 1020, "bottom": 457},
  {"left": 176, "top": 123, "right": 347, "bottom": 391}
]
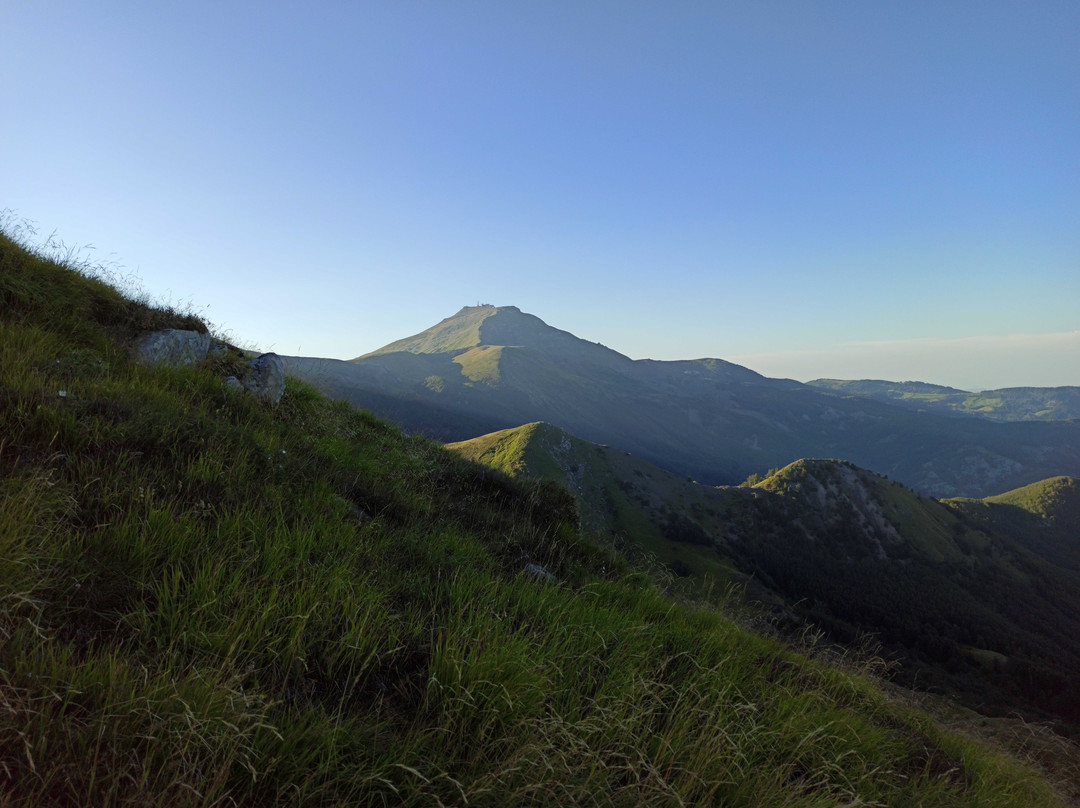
[
  {"left": 0, "top": 226, "right": 1071, "bottom": 806},
  {"left": 453, "top": 345, "right": 504, "bottom": 384},
  {"left": 980, "top": 476, "right": 1080, "bottom": 518},
  {"left": 451, "top": 424, "right": 753, "bottom": 595},
  {"left": 446, "top": 421, "right": 540, "bottom": 475},
  {"left": 364, "top": 304, "right": 493, "bottom": 356}
]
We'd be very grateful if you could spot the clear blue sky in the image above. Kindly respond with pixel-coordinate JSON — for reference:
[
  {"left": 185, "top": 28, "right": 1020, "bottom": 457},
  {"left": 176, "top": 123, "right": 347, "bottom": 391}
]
[{"left": 3, "top": 1, "right": 1078, "bottom": 390}]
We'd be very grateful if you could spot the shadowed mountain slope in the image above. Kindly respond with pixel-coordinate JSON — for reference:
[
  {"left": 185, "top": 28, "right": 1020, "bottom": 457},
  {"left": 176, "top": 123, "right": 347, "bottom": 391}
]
[
  {"left": 285, "top": 305, "right": 1080, "bottom": 497},
  {"left": 450, "top": 422, "right": 1080, "bottom": 731}
]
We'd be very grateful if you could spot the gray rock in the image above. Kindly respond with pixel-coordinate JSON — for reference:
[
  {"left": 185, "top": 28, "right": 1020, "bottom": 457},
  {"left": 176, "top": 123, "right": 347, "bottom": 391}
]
[
  {"left": 523, "top": 562, "right": 556, "bottom": 582},
  {"left": 242, "top": 353, "right": 286, "bottom": 404},
  {"left": 132, "top": 329, "right": 211, "bottom": 367},
  {"left": 224, "top": 375, "right": 243, "bottom": 390}
]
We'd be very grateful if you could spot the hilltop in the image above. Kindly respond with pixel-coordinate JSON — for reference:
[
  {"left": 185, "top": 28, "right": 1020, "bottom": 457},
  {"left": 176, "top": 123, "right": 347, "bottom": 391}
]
[
  {"left": 285, "top": 304, "right": 1080, "bottom": 497},
  {"left": 361, "top": 304, "right": 635, "bottom": 370},
  {"left": 450, "top": 423, "right": 1080, "bottom": 730},
  {"left": 946, "top": 476, "right": 1080, "bottom": 572},
  {"left": 3, "top": 228, "right": 1077, "bottom": 805}
]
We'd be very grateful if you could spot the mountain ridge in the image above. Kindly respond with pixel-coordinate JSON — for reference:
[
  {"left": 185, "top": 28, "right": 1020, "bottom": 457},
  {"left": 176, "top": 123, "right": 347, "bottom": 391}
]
[
  {"left": 358, "top": 303, "right": 760, "bottom": 380},
  {"left": 285, "top": 305, "right": 1080, "bottom": 498},
  {"left": 809, "top": 378, "right": 1080, "bottom": 422}
]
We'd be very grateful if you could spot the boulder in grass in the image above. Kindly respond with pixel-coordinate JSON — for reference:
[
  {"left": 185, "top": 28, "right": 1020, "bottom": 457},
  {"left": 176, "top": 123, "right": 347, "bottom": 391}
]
[
  {"left": 523, "top": 562, "right": 556, "bottom": 583},
  {"left": 132, "top": 329, "right": 211, "bottom": 367},
  {"left": 243, "top": 353, "right": 286, "bottom": 404}
]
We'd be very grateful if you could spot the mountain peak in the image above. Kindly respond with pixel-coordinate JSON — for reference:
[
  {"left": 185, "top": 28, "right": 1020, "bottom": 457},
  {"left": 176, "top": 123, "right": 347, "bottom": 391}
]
[
  {"left": 356, "top": 304, "right": 504, "bottom": 358},
  {"left": 357, "top": 304, "right": 631, "bottom": 367}
]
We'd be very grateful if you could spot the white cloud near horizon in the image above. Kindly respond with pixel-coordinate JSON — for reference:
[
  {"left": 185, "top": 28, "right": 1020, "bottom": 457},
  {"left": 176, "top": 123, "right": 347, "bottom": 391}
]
[{"left": 726, "top": 331, "right": 1080, "bottom": 391}]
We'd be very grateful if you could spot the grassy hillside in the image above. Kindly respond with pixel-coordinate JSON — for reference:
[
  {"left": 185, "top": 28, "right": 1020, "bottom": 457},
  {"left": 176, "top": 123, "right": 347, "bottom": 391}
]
[
  {"left": 809, "top": 379, "right": 1080, "bottom": 422},
  {"left": 450, "top": 424, "right": 1080, "bottom": 736},
  {"left": 448, "top": 423, "right": 755, "bottom": 593},
  {"left": 747, "top": 462, "right": 1080, "bottom": 726},
  {"left": 359, "top": 304, "right": 495, "bottom": 356},
  {"left": 946, "top": 477, "right": 1080, "bottom": 572},
  {"left": 981, "top": 475, "right": 1080, "bottom": 522},
  {"left": 1, "top": 229, "right": 1074, "bottom": 806}
]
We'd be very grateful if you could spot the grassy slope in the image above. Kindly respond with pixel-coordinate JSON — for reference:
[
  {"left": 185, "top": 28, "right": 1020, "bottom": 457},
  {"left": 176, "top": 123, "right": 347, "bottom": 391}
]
[
  {"left": 446, "top": 421, "right": 541, "bottom": 476},
  {"left": 981, "top": 475, "right": 1080, "bottom": 520},
  {"left": 358, "top": 304, "right": 493, "bottom": 357},
  {"left": 450, "top": 425, "right": 1080, "bottom": 734},
  {"left": 0, "top": 231, "right": 1071, "bottom": 806},
  {"left": 450, "top": 422, "right": 753, "bottom": 594},
  {"left": 946, "top": 477, "right": 1080, "bottom": 572},
  {"left": 452, "top": 345, "right": 504, "bottom": 384},
  {"left": 749, "top": 463, "right": 1080, "bottom": 705}
]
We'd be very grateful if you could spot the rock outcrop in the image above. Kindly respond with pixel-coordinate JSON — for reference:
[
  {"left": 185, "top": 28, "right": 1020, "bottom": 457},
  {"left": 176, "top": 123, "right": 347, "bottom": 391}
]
[
  {"left": 132, "top": 329, "right": 211, "bottom": 367},
  {"left": 134, "top": 329, "right": 286, "bottom": 404},
  {"left": 242, "top": 353, "right": 286, "bottom": 405}
]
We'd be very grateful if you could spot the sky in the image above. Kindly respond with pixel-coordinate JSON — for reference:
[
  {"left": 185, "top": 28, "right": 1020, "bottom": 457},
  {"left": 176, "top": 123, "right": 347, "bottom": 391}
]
[{"left": 2, "top": 1, "right": 1078, "bottom": 391}]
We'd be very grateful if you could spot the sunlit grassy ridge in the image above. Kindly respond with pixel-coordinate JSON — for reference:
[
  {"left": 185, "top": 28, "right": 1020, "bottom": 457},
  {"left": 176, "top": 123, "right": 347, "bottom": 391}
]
[
  {"left": 0, "top": 230, "right": 1068, "bottom": 805},
  {"left": 946, "top": 476, "right": 1080, "bottom": 574},
  {"left": 448, "top": 422, "right": 749, "bottom": 590},
  {"left": 360, "top": 304, "right": 495, "bottom": 357},
  {"left": 446, "top": 421, "right": 542, "bottom": 476},
  {"left": 980, "top": 476, "right": 1080, "bottom": 521}
]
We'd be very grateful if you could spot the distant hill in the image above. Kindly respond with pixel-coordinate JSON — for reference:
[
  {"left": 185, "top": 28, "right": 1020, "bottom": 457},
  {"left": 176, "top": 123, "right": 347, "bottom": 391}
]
[
  {"left": 809, "top": 378, "right": 1080, "bottom": 422},
  {"left": 284, "top": 304, "right": 1080, "bottom": 497},
  {"left": 450, "top": 422, "right": 1080, "bottom": 729}
]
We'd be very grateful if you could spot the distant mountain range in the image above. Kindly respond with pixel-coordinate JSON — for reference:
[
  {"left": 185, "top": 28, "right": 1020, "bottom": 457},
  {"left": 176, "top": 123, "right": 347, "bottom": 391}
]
[
  {"left": 448, "top": 421, "right": 1080, "bottom": 728},
  {"left": 283, "top": 305, "right": 1080, "bottom": 497},
  {"left": 808, "top": 378, "right": 1080, "bottom": 422}
]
